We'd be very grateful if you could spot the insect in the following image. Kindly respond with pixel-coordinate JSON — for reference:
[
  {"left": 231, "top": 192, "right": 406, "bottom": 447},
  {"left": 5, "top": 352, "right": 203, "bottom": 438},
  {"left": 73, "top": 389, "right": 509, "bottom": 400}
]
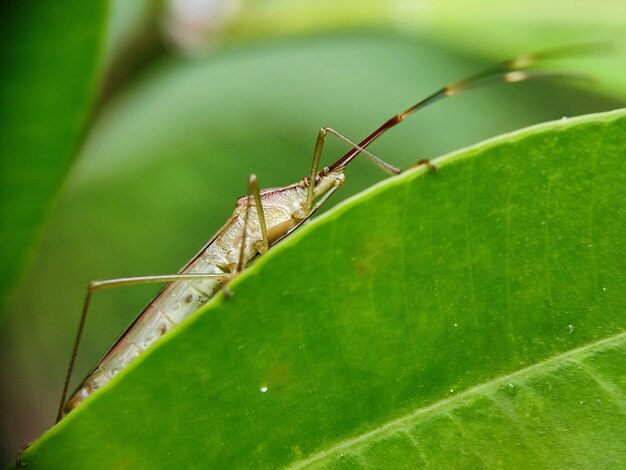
[{"left": 56, "top": 47, "right": 585, "bottom": 425}]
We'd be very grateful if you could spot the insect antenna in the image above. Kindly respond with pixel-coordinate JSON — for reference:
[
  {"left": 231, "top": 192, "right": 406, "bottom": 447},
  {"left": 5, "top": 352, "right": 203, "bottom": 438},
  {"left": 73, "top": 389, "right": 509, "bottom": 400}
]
[{"left": 328, "top": 44, "right": 599, "bottom": 172}]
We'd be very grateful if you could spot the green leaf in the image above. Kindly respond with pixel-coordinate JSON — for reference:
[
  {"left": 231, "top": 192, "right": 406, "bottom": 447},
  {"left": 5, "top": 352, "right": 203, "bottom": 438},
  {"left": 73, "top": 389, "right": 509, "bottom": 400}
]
[
  {"left": 20, "top": 109, "right": 625, "bottom": 468},
  {"left": 6, "top": 37, "right": 617, "bottom": 457},
  {"left": 0, "top": 2, "right": 109, "bottom": 311}
]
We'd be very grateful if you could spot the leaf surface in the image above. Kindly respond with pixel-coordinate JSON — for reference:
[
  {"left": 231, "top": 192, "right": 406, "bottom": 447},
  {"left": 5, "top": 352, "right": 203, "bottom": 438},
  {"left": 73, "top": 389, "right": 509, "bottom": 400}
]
[{"left": 20, "top": 109, "right": 626, "bottom": 468}]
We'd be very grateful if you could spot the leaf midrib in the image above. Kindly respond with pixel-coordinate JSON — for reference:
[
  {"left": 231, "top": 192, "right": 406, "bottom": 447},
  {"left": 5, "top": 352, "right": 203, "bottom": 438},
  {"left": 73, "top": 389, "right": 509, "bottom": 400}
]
[{"left": 286, "top": 330, "right": 626, "bottom": 469}]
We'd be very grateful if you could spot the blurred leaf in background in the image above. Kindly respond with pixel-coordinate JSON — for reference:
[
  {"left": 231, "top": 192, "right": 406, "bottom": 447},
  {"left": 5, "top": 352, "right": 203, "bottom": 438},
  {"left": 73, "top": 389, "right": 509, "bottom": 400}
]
[
  {"left": 226, "top": 0, "right": 626, "bottom": 98},
  {"left": 0, "top": 1, "right": 109, "bottom": 311},
  {"left": 1, "top": 0, "right": 624, "bottom": 463}
]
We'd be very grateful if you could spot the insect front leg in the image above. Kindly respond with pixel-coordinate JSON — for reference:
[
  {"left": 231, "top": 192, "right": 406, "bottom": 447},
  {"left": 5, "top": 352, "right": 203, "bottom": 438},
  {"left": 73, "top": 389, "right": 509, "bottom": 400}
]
[
  {"left": 411, "top": 159, "right": 439, "bottom": 172},
  {"left": 306, "top": 126, "right": 402, "bottom": 210}
]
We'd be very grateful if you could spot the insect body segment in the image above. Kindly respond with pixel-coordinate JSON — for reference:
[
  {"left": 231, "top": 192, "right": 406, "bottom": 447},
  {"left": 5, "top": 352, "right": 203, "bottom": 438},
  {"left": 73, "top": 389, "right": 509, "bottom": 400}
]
[
  {"left": 58, "top": 47, "right": 583, "bottom": 422},
  {"left": 63, "top": 168, "right": 346, "bottom": 415},
  {"left": 65, "top": 271, "right": 223, "bottom": 411}
]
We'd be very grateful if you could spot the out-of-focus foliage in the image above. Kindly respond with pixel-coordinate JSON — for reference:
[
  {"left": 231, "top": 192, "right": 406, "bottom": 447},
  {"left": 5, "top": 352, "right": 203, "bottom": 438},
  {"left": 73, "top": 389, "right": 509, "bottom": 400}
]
[
  {"left": 1, "top": 0, "right": 624, "bottom": 463},
  {"left": 418, "top": 1, "right": 626, "bottom": 100},
  {"left": 23, "top": 110, "right": 626, "bottom": 468},
  {"left": 227, "top": 0, "right": 626, "bottom": 98},
  {"left": 0, "top": 2, "right": 109, "bottom": 311}
]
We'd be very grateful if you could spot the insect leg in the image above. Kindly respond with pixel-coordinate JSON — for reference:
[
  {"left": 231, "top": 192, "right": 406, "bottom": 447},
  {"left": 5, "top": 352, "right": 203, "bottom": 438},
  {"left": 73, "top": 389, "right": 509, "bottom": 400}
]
[
  {"left": 236, "top": 185, "right": 252, "bottom": 274},
  {"left": 306, "top": 126, "right": 402, "bottom": 210},
  {"left": 16, "top": 442, "right": 30, "bottom": 467},
  {"left": 224, "top": 175, "right": 269, "bottom": 297},
  {"left": 411, "top": 159, "right": 438, "bottom": 172},
  {"left": 249, "top": 174, "right": 269, "bottom": 253},
  {"left": 324, "top": 128, "right": 440, "bottom": 173},
  {"left": 57, "top": 272, "right": 228, "bottom": 423},
  {"left": 324, "top": 127, "right": 402, "bottom": 175}
]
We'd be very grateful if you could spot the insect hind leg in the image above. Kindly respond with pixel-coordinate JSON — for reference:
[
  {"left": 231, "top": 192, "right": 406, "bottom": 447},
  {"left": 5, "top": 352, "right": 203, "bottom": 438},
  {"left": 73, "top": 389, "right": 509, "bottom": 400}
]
[{"left": 56, "top": 272, "right": 228, "bottom": 423}]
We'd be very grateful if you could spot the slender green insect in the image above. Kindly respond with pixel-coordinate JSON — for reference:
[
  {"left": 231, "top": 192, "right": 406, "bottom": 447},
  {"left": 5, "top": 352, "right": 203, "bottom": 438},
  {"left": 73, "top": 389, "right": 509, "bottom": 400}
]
[{"left": 56, "top": 48, "right": 585, "bottom": 426}]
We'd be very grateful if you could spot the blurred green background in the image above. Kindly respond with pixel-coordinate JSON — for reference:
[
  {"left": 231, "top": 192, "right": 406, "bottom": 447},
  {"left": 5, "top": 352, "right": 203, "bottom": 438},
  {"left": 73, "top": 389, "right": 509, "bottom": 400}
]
[{"left": 0, "top": 0, "right": 624, "bottom": 461}]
